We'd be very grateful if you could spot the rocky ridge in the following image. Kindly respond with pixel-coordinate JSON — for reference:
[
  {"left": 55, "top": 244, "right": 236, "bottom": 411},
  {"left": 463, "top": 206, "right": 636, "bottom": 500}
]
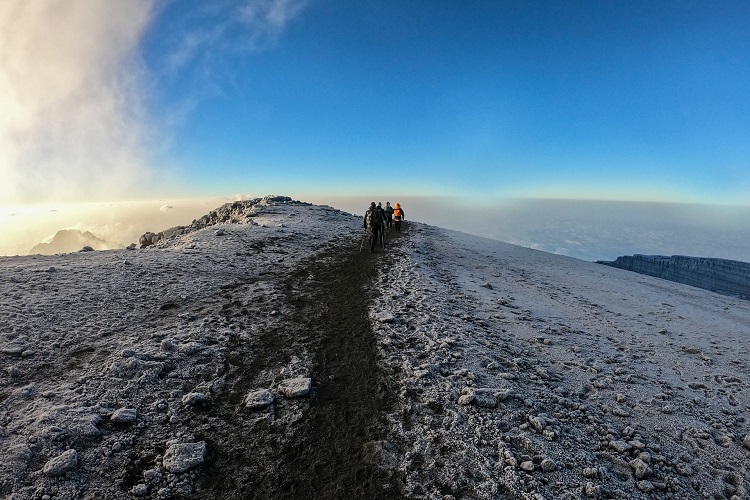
[
  {"left": 1, "top": 198, "right": 749, "bottom": 499},
  {"left": 598, "top": 254, "right": 750, "bottom": 299},
  {"left": 138, "top": 195, "right": 294, "bottom": 249}
]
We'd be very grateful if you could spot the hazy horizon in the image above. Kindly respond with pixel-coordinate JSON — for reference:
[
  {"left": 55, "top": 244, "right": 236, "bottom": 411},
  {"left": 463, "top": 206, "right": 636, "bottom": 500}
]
[{"left": 3, "top": 195, "right": 749, "bottom": 264}]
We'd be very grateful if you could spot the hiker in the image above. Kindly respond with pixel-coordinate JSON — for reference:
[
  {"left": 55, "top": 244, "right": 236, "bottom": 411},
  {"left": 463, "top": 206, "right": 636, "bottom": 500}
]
[
  {"left": 384, "top": 202, "right": 394, "bottom": 232},
  {"left": 377, "top": 202, "right": 387, "bottom": 236},
  {"left": 363, "top": 202, "right": 384, "bottom": 252},
  {"left": 393, "top": 202, "right": 405, "bottom": 232}
]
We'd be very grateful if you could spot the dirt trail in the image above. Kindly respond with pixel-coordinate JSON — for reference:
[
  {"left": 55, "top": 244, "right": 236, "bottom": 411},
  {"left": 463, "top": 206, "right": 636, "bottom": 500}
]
[{"left": 191, "top": 238, "right": 405, "bottom": 499}]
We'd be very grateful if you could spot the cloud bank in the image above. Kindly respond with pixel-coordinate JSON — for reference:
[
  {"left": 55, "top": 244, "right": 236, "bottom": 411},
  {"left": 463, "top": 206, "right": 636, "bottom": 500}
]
[
  {"left": 0, "top": 0, "right": 158, "bottom": 204},
  {"left": 0, "top": 0, "right": 308, "bottom": 205}
]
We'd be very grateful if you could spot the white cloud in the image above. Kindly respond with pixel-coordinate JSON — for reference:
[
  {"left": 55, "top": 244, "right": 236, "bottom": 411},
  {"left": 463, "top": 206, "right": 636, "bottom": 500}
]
[
  {"left": 164, "top": 0, "right": 308, "bottom": 74},
  {"left": 0, "top": 0, "right": 309, "bottom": 206},
  {"left": 0, "top": 0, "right": 158, "bottom": 204}
]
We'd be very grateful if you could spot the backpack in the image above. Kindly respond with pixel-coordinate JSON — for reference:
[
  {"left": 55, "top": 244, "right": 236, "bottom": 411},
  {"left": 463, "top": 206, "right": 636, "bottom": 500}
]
[{"left": 365, "top": 209, "right": 382, "bottom": 228}]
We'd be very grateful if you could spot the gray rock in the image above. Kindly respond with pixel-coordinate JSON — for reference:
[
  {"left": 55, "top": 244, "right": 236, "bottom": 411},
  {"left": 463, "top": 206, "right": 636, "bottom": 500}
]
[
  {"left": 743, "top": 434, "right": 750, "bottom": 450},
  {"left": 157, "top": 487, "right": 173, "bottom": 498},
  {"left": 163, "top": 442, "right": 206, "bottom": 473},
  {"left": 181, "top": 392, "right": 210, "bottom": 406},
  {"left": 540, "top": 458, "right": 557, "bottom": 472},
  {"left": 144, "top": 469, "right": 163, "bottom": 483},
  {"left": 132, "top": 484, "right": 150, "bottom": 496},
  {"left": 278, "top": 377, "right": 312, "bottom": 397},
  {"left": 609, "top": 440, "right": 631, "bottom": 454},
  {"left": 528, "top": 415, "right": 547, "bottom": 431},
  {"left": 582, "top": 467, "right": 599, "bottom": 479},
  {"left": 629, "top": 458, "right": 651, "bottom": 479},
  {"left": 111, "top": 407, "right": 138, "bottom": 423},
  {"left": 43, "top": 449, "right": 77, "bottom": 476},
  {"left": 636, "top": 480, "right": 655, "bottom": 493},
  {"left": 457, "top": 394, "right": 474, "bottom": 406},
  {"left": 1, "top": 345, "right": 23, "bottom": 356},
  {"left": 245, "top": 389, "right": 275, "bottom": 409}
]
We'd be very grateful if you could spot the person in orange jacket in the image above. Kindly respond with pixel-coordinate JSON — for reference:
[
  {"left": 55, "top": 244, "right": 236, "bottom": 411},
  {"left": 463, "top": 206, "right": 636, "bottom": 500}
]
[{"left": 393, "top": 202, "right": 405, "bottom": 232}]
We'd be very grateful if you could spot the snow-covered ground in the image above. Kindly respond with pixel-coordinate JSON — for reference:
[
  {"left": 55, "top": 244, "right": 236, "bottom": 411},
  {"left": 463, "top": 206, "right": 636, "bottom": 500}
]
[{"left": 1, "top": 197, "right": 749, "bottom": 499}]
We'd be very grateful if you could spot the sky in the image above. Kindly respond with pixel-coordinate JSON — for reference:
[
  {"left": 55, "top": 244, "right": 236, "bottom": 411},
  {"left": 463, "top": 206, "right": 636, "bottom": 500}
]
[
  {"left": 2, "top": 0, "right": 749, "bottom": 205},
  {"left": 1, "top": 1, "right": 749, "bottom": 258}
]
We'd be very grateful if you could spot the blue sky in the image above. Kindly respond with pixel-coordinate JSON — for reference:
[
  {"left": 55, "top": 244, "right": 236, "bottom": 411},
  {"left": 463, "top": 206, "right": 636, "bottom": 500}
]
[{"left": 1, "top": 0, "right": 749, "bottom": 205}]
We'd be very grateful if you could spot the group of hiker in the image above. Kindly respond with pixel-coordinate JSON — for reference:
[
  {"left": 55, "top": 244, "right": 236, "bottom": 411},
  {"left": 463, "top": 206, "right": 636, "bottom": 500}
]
[{"left": 363, "top": 201, "right": 405, "bottom": 252}]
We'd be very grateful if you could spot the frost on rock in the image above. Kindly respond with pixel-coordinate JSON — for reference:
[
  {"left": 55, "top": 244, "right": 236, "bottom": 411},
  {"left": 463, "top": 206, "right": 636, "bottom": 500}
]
[
  {"left": 110, "top": 407, "right": 138, "bottom": 424},
  {"left": 278, "top": 377, "right": 312, "bottom": 397},
  {"left": 43, "top": 449, "right": 78, "bottom": 476},
  {"left": 181, "top": 392, "right": 210, "bottom": 407},
  {"left": 163, "top": 442, "right": 207, "bottom": 474},
  {"left": 245, "top": 389, "right": 275, "bottom": 409}
]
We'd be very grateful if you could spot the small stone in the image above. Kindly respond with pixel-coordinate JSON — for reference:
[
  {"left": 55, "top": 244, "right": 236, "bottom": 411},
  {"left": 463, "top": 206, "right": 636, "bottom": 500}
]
[
  {"left": 636, "top": 480, "right": 655, "bottom": 493},
  {"left": 609, "top": 440, "right": 631, "bottom": 454},
  {"left": 132, "top": 484, "right": 150, "bottom": 496},
  {"left": 43, "top": 449, "right": 77, "bottom": 476},
  {"left": 583, "top": 482, "right": 599, "bottom": 498},
  {"left": 163, "top": 442, "right": 206, "bottom": 473},
  {"left": 278, "top": 377, "right": 312, "bottom": 397},
  {"left": 245, "top": 389, "right": 275, "bottom": 409},
  {"left": 1, "top": 346, "right": 23, "bottom": 356},
  {"left": 181, "top": 392, "right": 210, "bottom": 406},
  {"left": 458, "top": 394, "right": 474, "bottom": 405},
  {"left": 144, "top": 469, "right": 163, "bottom": 483},
  {"left": 111, "top": 408, "right": 138, "bottom": 423},
  {"left": 540, "top": 458, "right": 557, "bottom": 472},
  {"left": 528, "top": 415, "right": 546, "bottom": 431},
  {"left": 629, "top": 458, "right": 651, "bottom": 479},
  {"left": 743, "top": 434, "right": 750, "bottom": 450},
  {"left": 715, "top": 433, "right": 733, "bottom": 447},
  {"left": 520, "top": 460, "right": 535, "bottom": 472},
  {"left": 157, "top": 487, "right": 173, "bottom": 498},
  {"left": 582, "top": 467, "right": 599, "bottom": 479}
]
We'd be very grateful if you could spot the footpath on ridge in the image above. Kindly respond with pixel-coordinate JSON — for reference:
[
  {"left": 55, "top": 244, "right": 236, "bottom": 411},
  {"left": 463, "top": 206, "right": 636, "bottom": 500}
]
[{"left": 191, "top": 232, "right": 406, "bottom": 499}]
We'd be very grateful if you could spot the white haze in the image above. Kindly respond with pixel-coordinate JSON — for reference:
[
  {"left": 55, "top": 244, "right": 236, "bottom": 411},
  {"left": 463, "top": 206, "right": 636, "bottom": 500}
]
[
  {"left": 308, "top": 196, "right": 750, "bottom": 264},
  {"left": 3, "top": 194, "right": 749, "bottom": 262},
  {"left": 0, "top": 198, "right": 223, "bottom": 257},
  {"left": 0, "top": 0, "right": 160, "bottom": 204}
]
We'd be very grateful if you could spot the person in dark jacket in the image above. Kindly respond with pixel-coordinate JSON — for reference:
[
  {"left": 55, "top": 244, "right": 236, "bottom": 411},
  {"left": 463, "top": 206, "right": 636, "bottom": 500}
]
[
  {"left": 363, "top": 202, "right": 384, "bottom": 252},
  {"left": 384, "top": 202, "right": 394, "bottom": 232},
  {"left": 376, "top": 202, "right": 387, "bottom": 235}
]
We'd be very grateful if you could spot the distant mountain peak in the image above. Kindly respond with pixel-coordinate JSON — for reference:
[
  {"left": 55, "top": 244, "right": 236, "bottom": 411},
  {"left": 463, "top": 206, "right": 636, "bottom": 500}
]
[{"left": 29, "top": 229, "right": 124, "bottom": 255}]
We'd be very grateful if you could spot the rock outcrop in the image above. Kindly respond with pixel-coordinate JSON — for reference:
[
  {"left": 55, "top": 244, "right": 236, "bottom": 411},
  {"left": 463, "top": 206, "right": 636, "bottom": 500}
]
[
  {"left": 138, "top": 195, "right": 295, "bottom": 248},
  {"left": 598, "top": 254, "right": 750, "bottom": 298}
]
